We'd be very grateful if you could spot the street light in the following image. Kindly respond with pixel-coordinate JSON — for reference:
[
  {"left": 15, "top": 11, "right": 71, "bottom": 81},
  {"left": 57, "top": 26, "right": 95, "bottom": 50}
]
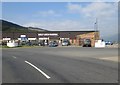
[{"left": 94, "top": 18, "right": 98, "bottom": 40}]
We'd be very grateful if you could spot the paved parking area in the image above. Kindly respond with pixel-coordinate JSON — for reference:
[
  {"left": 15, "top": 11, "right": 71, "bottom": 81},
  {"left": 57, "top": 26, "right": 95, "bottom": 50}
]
[{"left": 2, "top": 47, "right": 118, "bottom": 83}]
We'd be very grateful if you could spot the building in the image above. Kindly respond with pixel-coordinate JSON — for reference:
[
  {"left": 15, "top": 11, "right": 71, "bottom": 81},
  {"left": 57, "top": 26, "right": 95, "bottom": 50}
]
[{"left": 2, "top": 31, "right": 100, "bottom": 46}]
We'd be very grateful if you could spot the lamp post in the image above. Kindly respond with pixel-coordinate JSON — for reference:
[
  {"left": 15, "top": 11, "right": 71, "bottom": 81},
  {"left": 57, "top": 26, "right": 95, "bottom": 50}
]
[{"left": 94, "top": 18, "right": 98, "bottom": 40}]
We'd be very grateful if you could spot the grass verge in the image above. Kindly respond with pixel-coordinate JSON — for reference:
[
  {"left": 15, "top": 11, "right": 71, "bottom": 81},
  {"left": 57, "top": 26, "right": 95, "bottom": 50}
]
[{"left": 0, "top": 45, "right": 41, "bottom": 48}]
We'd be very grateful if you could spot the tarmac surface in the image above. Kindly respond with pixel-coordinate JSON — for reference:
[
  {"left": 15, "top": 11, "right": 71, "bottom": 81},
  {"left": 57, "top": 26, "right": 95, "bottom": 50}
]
[
  {"left": 2, "top": 47, "right": 119, "bottom": 83},
  {"left": 0, "top": 48, "right": 2, "bottom": 84}
]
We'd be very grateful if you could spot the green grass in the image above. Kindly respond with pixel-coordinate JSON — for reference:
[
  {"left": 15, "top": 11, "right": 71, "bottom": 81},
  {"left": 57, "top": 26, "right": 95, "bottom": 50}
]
[
  {"left": 18, "top": 45, "right": 40, "bottom": 48},
  {"left": 0, "top": 45, "right": 11, "bottom": 48},
  {"left": 1, "top": 45, "right": 41, "bottom": 48}
]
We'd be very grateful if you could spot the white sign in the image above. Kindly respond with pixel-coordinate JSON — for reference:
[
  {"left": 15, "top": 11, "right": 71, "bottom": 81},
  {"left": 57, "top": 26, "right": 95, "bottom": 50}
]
[
  {"left": 95, "top": 40, "right": 105, "bottom": 48},
  {"left": 38, "top": 33, "right": 58, "bottom": 36},
  {"left": 20, "top": 35, "right": 26, "bottom": 37},
  {"left": 7, "top": 41, "right": 18, "bottom": 47},
  {"left": 18, "top": 38, "right": 21, "bottom": 40},
  {"left": 3, "top": 38, "right": 11, "bottom": 40},
  {"left": 28, "top": 38, "right": 36, "bottom": 40},
  {"left": 60, "top": 38, "right": 69, "bottom": 40}
]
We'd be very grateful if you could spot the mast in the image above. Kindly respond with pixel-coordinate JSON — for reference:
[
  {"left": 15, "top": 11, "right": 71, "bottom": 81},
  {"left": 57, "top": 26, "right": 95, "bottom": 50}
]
[{"left": 94, "top": 18, "right": 98, "bottom": 40}]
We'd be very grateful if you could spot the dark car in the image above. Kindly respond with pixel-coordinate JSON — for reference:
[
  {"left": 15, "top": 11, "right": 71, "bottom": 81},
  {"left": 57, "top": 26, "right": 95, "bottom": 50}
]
[
  {"left": 105, "top": 41, "right": 113, "bottom": 45},
  {"left": 49, "top": 41, "right": 58, "bottom": 47},
  {"left": 39, "top": 40, "right": 45, "bottom": 46},
  {"left": 82, "top": 39, "right": 91, "bottom": 47}
]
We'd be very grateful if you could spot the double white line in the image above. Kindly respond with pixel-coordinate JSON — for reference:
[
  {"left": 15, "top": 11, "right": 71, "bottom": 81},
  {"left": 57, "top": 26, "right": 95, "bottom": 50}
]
[{"left": 25, "top": 60, "right": 51, "bottom": 79}]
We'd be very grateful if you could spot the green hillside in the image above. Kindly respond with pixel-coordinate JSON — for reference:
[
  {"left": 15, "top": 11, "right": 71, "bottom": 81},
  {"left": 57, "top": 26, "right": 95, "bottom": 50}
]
[{"left": 1, "top": 20, "right": 47, "bottom": 32}]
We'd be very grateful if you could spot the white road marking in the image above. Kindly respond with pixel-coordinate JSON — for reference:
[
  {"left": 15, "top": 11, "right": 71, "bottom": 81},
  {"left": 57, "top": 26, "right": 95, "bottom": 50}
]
[
  {"left": 98, "top": 57, "right": 118, "bottom": 62},
  {"left": 25, "top": 60, "right": 51, "bottom": 79},
  {"left": 12, "top": 56, "right": 16, "bottom": 59}
]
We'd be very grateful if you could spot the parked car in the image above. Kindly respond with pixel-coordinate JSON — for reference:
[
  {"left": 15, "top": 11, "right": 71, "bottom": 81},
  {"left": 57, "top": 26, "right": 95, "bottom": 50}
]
[
  {"left": 82, "top": 39, "right": 91, "bottom": 47},
  {"left": 49, "top": 41, "right": 58, "bottom": 47},
  {"left": 39, "top": 40, "right": 45, "bottom": 46},
  {"left": 62, "top": 40, "right": 70, "bottom": 46},
  {"left": 105, "top": 41, "right": 113, "bottom": 45}
]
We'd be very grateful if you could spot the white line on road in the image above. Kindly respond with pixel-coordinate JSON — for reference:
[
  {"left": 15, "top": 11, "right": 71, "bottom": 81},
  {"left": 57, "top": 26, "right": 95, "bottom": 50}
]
[
  {"left": 25, "top": 60, "right": 51, "bottom": 79},
  {"left": 12, "top": 56, "right": 16, "bottom": 59}
]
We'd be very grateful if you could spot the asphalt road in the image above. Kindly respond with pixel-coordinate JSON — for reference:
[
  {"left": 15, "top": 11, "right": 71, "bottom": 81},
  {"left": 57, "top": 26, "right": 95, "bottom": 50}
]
[
  {"left": 0, "top": 48, "right": 2, "bottom": 84},
  {"left": 2, "top": 47, "right": 118, "bottom": 83}
]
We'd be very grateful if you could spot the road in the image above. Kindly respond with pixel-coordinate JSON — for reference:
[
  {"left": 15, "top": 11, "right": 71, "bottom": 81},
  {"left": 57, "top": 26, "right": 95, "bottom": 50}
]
[
  {"left": 0, "top": 48, "right": 2, "bottom": 84},
  {"left": 2, "top": 47, "right": 118, "bottom": 83}
]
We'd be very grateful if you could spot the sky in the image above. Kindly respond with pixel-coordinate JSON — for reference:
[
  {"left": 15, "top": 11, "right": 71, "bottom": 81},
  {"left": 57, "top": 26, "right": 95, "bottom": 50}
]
[{"left": 1, "top": 2, "right": 118, "bottom": 40}]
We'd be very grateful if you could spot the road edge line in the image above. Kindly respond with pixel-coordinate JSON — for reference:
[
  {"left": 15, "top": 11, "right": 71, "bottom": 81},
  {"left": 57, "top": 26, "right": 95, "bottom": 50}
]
[{"left": 25, "top": 60, "right": 51, "bottom": 79}]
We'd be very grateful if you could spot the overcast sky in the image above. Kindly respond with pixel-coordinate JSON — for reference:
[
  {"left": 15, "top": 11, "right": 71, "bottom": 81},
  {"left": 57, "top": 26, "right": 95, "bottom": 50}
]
[{"left": 2, "top": 2, "right": 118, "bottom": 39}]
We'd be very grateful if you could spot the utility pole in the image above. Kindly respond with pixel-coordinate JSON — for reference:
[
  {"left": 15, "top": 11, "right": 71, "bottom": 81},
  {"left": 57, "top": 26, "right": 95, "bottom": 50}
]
[{"left": 94, "top": 18, "right": 98, "bottom": 40}]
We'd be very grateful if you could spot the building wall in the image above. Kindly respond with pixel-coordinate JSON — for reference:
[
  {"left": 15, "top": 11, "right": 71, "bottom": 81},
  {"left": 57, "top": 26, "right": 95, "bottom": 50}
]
[
  {"left": 1, "top": 31, "right": 100, "bottom": 46},
  {"left": 76, "top": 32, "right": 100, "bottom": 47}
]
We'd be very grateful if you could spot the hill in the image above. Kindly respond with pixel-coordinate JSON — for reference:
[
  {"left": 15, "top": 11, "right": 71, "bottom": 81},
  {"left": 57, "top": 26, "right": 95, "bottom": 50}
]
[
  {"left": 1, "top": 20, "right": 48, "bottom": 32},
  {"left": 27, "top": 27, "right": 48, "bottom": 32}
]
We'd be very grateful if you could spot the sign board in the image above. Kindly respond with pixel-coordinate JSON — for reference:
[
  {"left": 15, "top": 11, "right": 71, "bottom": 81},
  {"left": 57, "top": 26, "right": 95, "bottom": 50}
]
[
  {"left": 18, "top": 38, "right": 21, "bottom": 40},
  {"left": 38, "top": 33, "right": 58, "bottom": 36},
  {"left": 95, "top": 40, "right": 105, "bottom": 48},
  {"left": 3, "top": 38, "right": 11, "bottom": 40},
  {"left": 60, "top": 38, "right": 69, "bottom": 40},
  {"left": 28, "top": 38, "right": 36, "bottom": 40},
  {"left": 20, "top": 35, "right": 26, "bottom": 37},
  {"left": 7, "top": 41, "right": 18, "bottom": 47}
]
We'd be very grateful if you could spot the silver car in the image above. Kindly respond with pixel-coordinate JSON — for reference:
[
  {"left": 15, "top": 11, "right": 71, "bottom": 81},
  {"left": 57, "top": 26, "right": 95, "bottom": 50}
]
[{"left": 62, "top": 40, "right": 69, "bottom": 46}]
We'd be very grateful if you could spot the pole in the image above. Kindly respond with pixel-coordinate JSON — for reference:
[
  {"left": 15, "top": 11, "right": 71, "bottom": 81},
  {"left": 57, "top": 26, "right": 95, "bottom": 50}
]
[
  {"left": 94, "top": 18, "right": 98, "bottom": 40},
  {"left": 95, "top": 18, "right": 98, "bottom": 32}
]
